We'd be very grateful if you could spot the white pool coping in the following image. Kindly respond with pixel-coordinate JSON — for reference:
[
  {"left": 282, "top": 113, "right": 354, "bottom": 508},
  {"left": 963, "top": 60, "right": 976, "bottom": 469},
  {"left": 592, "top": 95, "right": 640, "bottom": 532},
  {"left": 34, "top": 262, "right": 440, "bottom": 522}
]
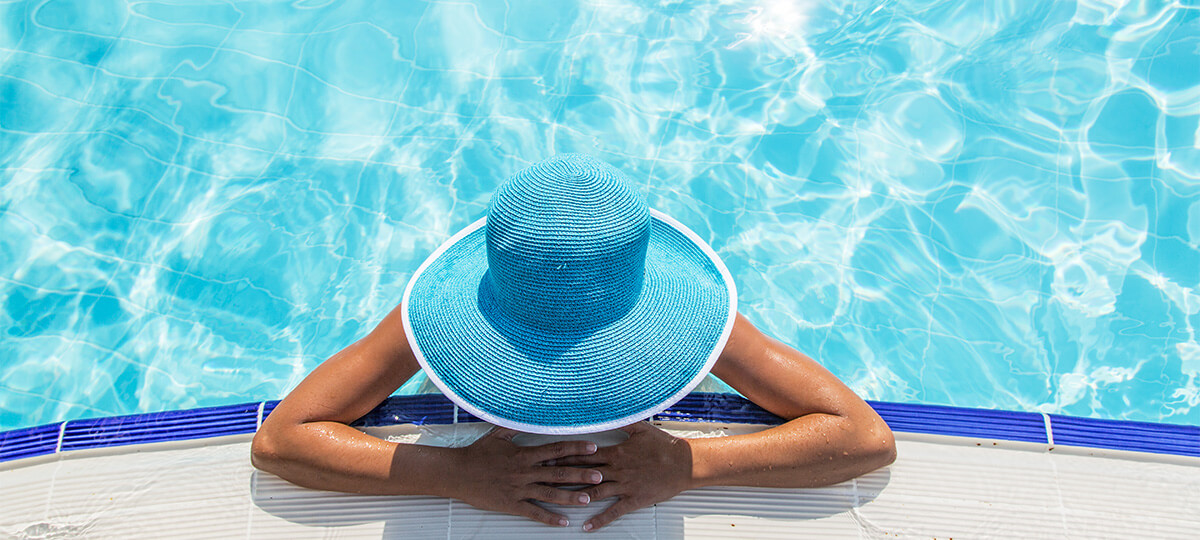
[
  {"left": 2, "top": 394, "right": 1198, "bottom": 538},
  {"left": 1, "top": 420, "right": 1197, "bottom": 539}
]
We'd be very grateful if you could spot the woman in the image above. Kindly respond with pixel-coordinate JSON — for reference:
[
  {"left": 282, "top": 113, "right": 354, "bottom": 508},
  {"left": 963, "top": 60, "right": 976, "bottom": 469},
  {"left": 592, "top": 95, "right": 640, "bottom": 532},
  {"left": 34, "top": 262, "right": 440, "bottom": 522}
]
[{"left": 251, "top": 154, "right": 895, "bottom": 532}]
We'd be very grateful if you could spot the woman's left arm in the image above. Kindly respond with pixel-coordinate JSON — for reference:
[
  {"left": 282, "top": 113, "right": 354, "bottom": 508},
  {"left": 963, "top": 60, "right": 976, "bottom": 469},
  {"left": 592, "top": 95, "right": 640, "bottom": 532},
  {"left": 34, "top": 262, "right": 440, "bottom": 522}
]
[
  {"left": 575, "top": 312, "right": 896, "bottom": 531},
  {"left": 689, "top": 312, "right": 896, "bottom": 487}
]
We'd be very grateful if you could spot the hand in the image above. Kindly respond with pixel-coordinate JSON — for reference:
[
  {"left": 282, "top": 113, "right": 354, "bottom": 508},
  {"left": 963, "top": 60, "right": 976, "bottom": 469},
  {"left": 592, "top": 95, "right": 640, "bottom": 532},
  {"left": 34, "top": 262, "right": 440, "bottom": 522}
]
[
  {"left": 554, "top": 422, "right": 694, "bottom": 532},
  {"left": 446, "top": 426, "right": 605, "bottom": 527}
]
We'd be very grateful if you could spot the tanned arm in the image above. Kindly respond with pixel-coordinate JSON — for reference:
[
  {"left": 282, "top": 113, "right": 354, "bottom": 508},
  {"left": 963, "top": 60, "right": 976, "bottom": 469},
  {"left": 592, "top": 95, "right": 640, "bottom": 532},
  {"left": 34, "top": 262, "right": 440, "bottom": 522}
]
[
  {"left": 566, "top": 312, "right": 896, "bottom": 531},
  {"left": 690, "top": 313, "right": 896, "bottom": 487},
  {"left": 250, "top": 303, "right": 605, "bottom": 528}
]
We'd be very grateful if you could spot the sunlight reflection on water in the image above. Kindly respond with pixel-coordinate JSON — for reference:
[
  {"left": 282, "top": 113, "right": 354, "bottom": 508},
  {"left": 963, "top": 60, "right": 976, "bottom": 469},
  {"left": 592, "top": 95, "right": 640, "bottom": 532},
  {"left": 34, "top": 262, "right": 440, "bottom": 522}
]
[{"left": 0, "top": 0, "right": 1197, "bottom": 429}]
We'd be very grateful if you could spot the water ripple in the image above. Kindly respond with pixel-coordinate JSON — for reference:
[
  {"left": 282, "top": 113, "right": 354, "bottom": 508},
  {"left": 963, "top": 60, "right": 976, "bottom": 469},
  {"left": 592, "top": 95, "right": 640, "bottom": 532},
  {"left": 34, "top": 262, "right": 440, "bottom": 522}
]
[{"left": 1, "top": 0, "right": 1198, "bottom": 429}]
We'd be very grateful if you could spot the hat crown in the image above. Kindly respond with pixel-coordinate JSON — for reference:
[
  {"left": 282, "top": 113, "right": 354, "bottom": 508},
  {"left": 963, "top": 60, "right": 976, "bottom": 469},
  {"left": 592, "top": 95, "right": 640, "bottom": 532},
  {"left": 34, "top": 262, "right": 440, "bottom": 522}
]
[{"left": 485, "top": 154, "right": 650, "bottom": 332}]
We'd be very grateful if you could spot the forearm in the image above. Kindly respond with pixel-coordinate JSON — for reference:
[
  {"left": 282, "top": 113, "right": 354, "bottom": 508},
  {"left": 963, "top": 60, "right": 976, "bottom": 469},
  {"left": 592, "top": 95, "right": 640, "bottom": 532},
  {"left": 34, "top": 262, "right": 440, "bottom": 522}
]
[
  {"left": 251, "top": 421, "right": 460, "bottom": 497},
  {"left": 686, "top": 412, "right": 895, "bottom": 489}
]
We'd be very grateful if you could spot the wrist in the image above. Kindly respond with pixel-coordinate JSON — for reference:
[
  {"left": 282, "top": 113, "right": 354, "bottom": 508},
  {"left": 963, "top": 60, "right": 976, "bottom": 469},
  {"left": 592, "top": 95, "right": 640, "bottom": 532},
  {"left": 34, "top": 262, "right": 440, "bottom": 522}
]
[
  {"left": 389, "top": 444, "right": 468, "bottom": 499},
  {"left": 433, "top": 446, "right": 470, "bottom": 500}
]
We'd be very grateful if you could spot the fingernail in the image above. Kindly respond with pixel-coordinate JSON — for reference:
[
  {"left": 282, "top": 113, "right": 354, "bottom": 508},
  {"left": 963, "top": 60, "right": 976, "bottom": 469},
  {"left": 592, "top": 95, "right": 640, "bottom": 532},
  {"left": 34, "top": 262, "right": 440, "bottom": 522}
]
[
  {"left": 585, "top": 442, "right": 597, "bottom": 453},
  {"left": 583, "top": 523, "right": 594, "bottom": 532},
  {"left": 558, "top": 518, "right": 569, "bottom": 527},
  {"left": 577, "top": 493, "right": 590, "bottom": 504},
  {"left": 589, "top": 471, "right": 602, "bottom": 484}
]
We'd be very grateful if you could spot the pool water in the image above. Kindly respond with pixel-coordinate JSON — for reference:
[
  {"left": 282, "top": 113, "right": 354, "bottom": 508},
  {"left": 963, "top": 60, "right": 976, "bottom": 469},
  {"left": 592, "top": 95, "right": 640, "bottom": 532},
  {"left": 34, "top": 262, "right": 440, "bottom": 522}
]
[{"left": 1, "top": 0, "right": 1198, "bottom": 430}]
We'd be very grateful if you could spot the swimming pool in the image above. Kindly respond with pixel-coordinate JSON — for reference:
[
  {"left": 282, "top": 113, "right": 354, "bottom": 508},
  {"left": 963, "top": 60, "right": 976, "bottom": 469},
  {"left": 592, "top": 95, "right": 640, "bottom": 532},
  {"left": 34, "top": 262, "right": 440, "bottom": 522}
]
[{"left": 0, "top": 0, "right": 1197, "bottom": 431}]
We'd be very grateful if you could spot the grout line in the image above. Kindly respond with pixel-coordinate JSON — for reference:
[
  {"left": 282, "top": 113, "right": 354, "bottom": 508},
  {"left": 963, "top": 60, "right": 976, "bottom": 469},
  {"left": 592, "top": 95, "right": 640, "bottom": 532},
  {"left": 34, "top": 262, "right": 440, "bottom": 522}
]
[
  {"left": 245, "top": 457, "right": 258, "bottom": 539},
  {"left": 1042, "top": 413, "right": 1054, "bottom": 446},
  {"left": 1044, "top": 441, "right": 1071, "bottom": 535},
  {"left": 852, "top": 477, "right": 863, "bottom": 540},
  {"left": 256, "top": 402, "right": 266, "bottom": 431},
  {"left": 44, "top": 423, "right": 72, "bottom": 524},
  {"left": 55, "top": 422, "right": 66, "bottom": 454},
  {"left": 652, "top": 500, "right": 658, "bottom": 539}
]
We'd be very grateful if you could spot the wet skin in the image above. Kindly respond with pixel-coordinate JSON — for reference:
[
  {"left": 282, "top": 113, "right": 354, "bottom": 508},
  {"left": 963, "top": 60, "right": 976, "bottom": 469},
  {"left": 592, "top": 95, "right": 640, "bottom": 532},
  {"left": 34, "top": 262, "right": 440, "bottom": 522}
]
[{"left": 251, "top": 308, "right": 896, "bottom": 531}]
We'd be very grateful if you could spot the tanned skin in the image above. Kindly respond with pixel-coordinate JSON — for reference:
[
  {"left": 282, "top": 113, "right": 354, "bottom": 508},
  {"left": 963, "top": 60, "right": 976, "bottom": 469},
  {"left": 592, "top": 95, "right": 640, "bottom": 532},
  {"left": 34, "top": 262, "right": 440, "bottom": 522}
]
[{"left": 251, "top": 308, "right": 896, "bottom": 531}]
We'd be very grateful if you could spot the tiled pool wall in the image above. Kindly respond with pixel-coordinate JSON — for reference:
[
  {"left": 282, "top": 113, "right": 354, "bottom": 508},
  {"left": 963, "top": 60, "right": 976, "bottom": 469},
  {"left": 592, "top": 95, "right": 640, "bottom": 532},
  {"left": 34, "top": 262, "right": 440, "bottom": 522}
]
[{"left": 2, "top": 393, "right": 1196, "bottom": 465}]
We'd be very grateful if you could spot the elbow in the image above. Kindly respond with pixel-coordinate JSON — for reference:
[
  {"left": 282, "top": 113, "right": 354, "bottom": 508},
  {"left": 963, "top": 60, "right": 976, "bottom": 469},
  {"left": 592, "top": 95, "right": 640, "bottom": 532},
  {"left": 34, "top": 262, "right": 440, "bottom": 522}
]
[
  {"left": 864, "top": 419, "right": 897, "bottom": 470},
  {"left": 839, "top": 409, "right": 895, "bottom": 473},
  {"left": 251, "top": 429, "right": 282, "bottom": 473}
]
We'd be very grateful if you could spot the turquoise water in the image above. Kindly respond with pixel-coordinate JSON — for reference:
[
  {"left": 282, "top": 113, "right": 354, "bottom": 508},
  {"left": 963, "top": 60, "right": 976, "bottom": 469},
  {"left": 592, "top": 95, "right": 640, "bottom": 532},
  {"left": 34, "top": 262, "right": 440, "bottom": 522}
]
[{"left": 1, "top": 0, "right": 1198, "bottom": 430}]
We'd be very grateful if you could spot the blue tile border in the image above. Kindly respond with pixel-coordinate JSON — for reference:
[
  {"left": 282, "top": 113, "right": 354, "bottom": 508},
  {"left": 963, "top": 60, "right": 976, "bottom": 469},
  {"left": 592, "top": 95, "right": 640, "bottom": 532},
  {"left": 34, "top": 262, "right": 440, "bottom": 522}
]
[
  {"left": 1049, "top": 414, "right": 1199, "bottom": 458},
  {"left": 0, "top": 423, "right": 62, "bottom": 463},
  {"left": 868, "top": 401, "right": 1049, "bottom": 444},
  {"left": 59, "top": 402, "right": 260, "bottom": 453},
  {"left": 654, "top": 393, "right": 784, "bottom": 425},
  {"left": 2, "top": 393, "right": 1197, "bottom": 463}
]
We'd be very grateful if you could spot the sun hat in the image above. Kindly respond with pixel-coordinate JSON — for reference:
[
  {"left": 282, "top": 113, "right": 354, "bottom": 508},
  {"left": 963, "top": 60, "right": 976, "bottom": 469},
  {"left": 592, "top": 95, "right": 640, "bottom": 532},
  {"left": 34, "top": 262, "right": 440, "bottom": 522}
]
[{"left": 401, "top": 153, "right": 737, "bottom": 435}]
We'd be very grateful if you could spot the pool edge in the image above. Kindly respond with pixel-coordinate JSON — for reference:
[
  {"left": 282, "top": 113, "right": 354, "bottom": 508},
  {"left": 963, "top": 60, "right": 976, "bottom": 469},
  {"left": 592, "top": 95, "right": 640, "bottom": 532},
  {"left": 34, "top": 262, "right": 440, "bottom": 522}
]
[{"left": 2, "top": 393, "right": 1197, "bottom": 464}]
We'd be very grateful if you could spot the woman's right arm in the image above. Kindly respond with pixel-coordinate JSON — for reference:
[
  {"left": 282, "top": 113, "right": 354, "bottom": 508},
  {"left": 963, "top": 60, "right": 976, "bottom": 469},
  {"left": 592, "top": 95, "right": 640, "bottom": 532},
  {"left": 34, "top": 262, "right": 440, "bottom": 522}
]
[{"left": 250, "top": 302, "right": 603, "bottom": 527}]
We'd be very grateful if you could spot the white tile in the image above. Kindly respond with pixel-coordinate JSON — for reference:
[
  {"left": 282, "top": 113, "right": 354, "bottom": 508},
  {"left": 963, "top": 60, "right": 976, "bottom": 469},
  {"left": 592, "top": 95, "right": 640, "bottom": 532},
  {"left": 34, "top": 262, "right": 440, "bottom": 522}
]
[{"left": 1, "top": 426, "right": 1197, "bottom": 539}]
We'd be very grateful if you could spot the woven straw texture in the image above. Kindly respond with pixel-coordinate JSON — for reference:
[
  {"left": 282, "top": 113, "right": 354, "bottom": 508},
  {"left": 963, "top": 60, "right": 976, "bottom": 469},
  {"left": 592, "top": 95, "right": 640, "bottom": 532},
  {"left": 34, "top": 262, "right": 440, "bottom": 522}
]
[{"left": 404, "top": 154, "right": 733, "bottom": 433}]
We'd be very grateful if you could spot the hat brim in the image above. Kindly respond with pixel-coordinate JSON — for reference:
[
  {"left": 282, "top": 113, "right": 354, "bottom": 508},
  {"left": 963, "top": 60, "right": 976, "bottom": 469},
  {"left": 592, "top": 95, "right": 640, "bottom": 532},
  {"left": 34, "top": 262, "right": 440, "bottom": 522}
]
[{"left": 401, "top": 209, "right": 737, "bottom": 435}]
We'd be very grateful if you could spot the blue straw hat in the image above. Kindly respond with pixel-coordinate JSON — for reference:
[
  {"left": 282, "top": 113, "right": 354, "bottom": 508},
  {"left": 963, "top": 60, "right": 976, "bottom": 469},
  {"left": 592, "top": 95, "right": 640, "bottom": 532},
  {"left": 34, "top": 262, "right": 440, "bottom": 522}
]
[{"left": 401, "top": 154, "right": 737, "bottom": 434}]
